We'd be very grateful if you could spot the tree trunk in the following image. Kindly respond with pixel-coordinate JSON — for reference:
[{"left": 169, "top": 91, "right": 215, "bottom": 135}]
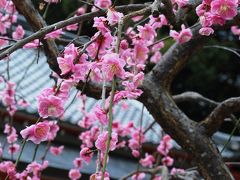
[{"left": 140, "top": 73, "right": 234, "bottom": 180}]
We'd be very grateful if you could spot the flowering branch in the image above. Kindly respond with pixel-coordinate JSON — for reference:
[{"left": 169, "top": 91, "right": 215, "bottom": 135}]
[
  {"left": 12, "top": 0, "right": 60, "bottom": 73},
  {"left": 120, "top": 166, "right": 168, "bottom": 180},
  {"left": 0, "top": 4, "right": 147, "bottom": 62},
  {"left": 100, "top": 76, "right": 116, "bottom": 179}
]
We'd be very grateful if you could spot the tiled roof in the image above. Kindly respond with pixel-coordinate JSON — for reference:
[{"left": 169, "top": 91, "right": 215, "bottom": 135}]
[{"left": 0, "top": 48, "right": 163, "bottom": 144}]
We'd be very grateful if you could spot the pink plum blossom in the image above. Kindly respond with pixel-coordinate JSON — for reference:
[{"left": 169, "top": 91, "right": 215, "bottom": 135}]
[
  {"left": 7, "top": 131, "right": 18, "bottom": 143},
  {"left": 64, "top": 43, "right": 78, "bottom": 59},
  {"left": 73, "top": 63, "right": 90, "bottom": 82},
  {"left": 196, "top": 4, "right": 207, "bottom": 17},
  {"left": 151, "top": 41, "right": 164, "bottom": 52},
  {"left": 171, "top": 168, "right": 185, "bottom": 176},
  {"left": 162, "top": 156, "right": 174, "bottom": 166},
  {"left": 170, "top": 24, "right": 192, "bottom": 44},
  {"left": 231, "top": 26, "right": 240, "bottom": 37},
  {"left": 23, "top": 39, "right": 42, "bottom": 49},
  {"left": 44, "top": 29, "right": 63, "bottom": 39},
  {"left": 199, "top": 27, "right": 214, "bottom": 36},
  {"left": 20, "top": 121, "right": 50, "bottom": 144},
  {"left": 73, "top": 157, "right": 83, "bottom": 169},
  {"left": 69, "top": 169, "right": 81, "bottom": 180},
  {"left": 37, "top": 92, "right": 64, "bottom": 118},
  {"left": 175, "top": 0, "right": 189, "bottom": 8},
  {"left": 18, "top": 99, "right": 30, "bottom": 107},
  {"left": 137, "top": 24, "right": 156, "bottom": 41},
  {"left": 86, "top": 32, "right": 113, "bottom": 59},
  {"left": 95, "top": 131, "right": 118, "bottom": 152},
  {"left": 140, "top": 154, "right": 155, "bottom": 167},
  {"left": 150, "top": 51, "right": 162, "bottom": 63},
  {"left": 107, "top": 8, "right": 123, "bottom": 25},
  {"left": 50, "top": 145, "right": 64, "bottom": 156},
  {"left": 26, "top": 161, "right": 48, "bottom": 177},
  {"left": 79, "top": 127, "right": 99, "bottom": 148},
  {"left": 90, "top": 172, "right": 110, "bottom": 180},
  {"left": 1, "top": 81, "right": 16, "bottom": 107},
  {"left": 76, "top": 7, "right": 86, "bottom": 15},
  {"left": 0, "top": 161, "right": 16, "bottom": 178},
  {"left": 132, "top": 149, "right": 140, "bottom": 157},
  {"left": 57, "top": 56, "right": 74, "bottom": 75},
  {"left": 94, "top": 105, "right": 108, "bottom": 125},
  {"left": 5, "top": 2, "right": 16, "bottom": 14},
  {"left": 78, "top": 112, "right": 95, "bottom": 129},
  {"left": 132, "top": 173, "right": 146, "bottom": 180},
  {"left": 47, "top": 121, "right": 60, "bottom": 141},
  {"left": 93, "top": 17, "right": 109, "bottom": 34},
  {"left": 153, "top": 175, "right": 162, "bottom": 180},
  {"left": 8, "top": 143, "right": 20, "bottom": 154},
  {"left": 66, "top": 23, "right": 78, "bottom": 31},
  {"left": 94, "top": 0, "right": 112, "bottom": 9},
  {"left": 0, "top": 0, "right": 7, "bottom": 8},
  {"left": 0, "top": 14, "right": 10, "bottom": 34},
  {"left": 211, "top": 0, "right": 238, "bottom": 20},
  {"left": 80, "top": 147, "right": 93, "bottom": 164},
  {"left": 149, "top": 14, "right": 168, "bottom": 29},
  {"left": 133, "top": 40, "right": 149, "bottom": 63},
  {"left": 0, "top": 37, "right": 8, "bottom": 47},
  {"left": 120, "top": 39, "right": 129, "bottom": 50},
  {"left": 157, "top": 135, "right": 173, "bottom": 156},
  {"left": 211, "top": 14, "right": 226, "bottom": 25},
  {"left": 199, "top": 12, "right": 213, "bottom": 27},
  {"left": 101, "top": 53, "right": 126, "bottom": 81},
  {"left": 4, "top": 123, "right": 16, "bottom": 134},
  {"left": 12, "top": 25, "right": 25, "bottom": 40}
]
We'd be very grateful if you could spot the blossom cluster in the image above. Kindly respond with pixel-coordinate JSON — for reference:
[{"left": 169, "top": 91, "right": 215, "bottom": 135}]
[
  {"left": 0, "top": 78, "right": 30, "bottom": 116},
  {"left": 0, "top": 0, "right": 25, "bottom": 46},
  {"left": 196, "top": 0, "right": 239, "bottom": 36}
]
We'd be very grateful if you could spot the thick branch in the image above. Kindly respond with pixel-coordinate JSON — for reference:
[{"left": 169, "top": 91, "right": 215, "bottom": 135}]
[
  {"left": 12, "top": 0, "right": 60, "bottom": 74},
  {"left": 140, "top": 75, "right": 234, "bottom": 179},
  {"left": 173, "top": 91, "right": 219, "bottom": 107},
  {"left": 161, "top": 0, "right": 177, "bottom": 28},
  {"left": 151, "top": 23, "right": 203, "bottom": 89},
  {"left": 76, "top": 81, "right": 110, "bottom": 100},
  {"left": 201, "top": 97, "right": 240, "bottom": 136},
  {"left": 173, "top": 92, "right": 240, "bottom": 130}
]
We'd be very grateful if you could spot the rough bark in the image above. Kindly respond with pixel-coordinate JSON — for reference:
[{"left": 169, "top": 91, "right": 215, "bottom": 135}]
[
  {"left": 202, "top": 97, "right": 240, "bottom": 136},
  {"left": 140, "top": 73, "right": 234, "bottom": 179},
  {"left": 138, "top": 21, "right": 235, "bottom": 179},
  {"left": 12, "top": 0, "right": 61, "bottom": 74}
]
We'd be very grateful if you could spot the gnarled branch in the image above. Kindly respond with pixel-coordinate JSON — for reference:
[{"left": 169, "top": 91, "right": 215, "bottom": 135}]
[
  {"left": 12, "top": 0, "right": 61, "bottom": 74},
  {"left": 173, "top": 91, "right": 219, "bottom": 107},
  {"left": 201, "top": 97, "right": 240, "bottom": 136}
]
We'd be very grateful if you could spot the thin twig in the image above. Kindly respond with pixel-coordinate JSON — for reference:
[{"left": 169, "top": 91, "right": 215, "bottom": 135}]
[
  {"left": 221, "top": 117, "right": 240, "bottom": 154},
  {"left": 0, "top": 4, "right": 147, "bottom": 60},
  {"left": 204, "top": 45, "right": 240, "bottom": 58},
  {"left": 78, "top": 0, "right": 103, "bottom": 10}
]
